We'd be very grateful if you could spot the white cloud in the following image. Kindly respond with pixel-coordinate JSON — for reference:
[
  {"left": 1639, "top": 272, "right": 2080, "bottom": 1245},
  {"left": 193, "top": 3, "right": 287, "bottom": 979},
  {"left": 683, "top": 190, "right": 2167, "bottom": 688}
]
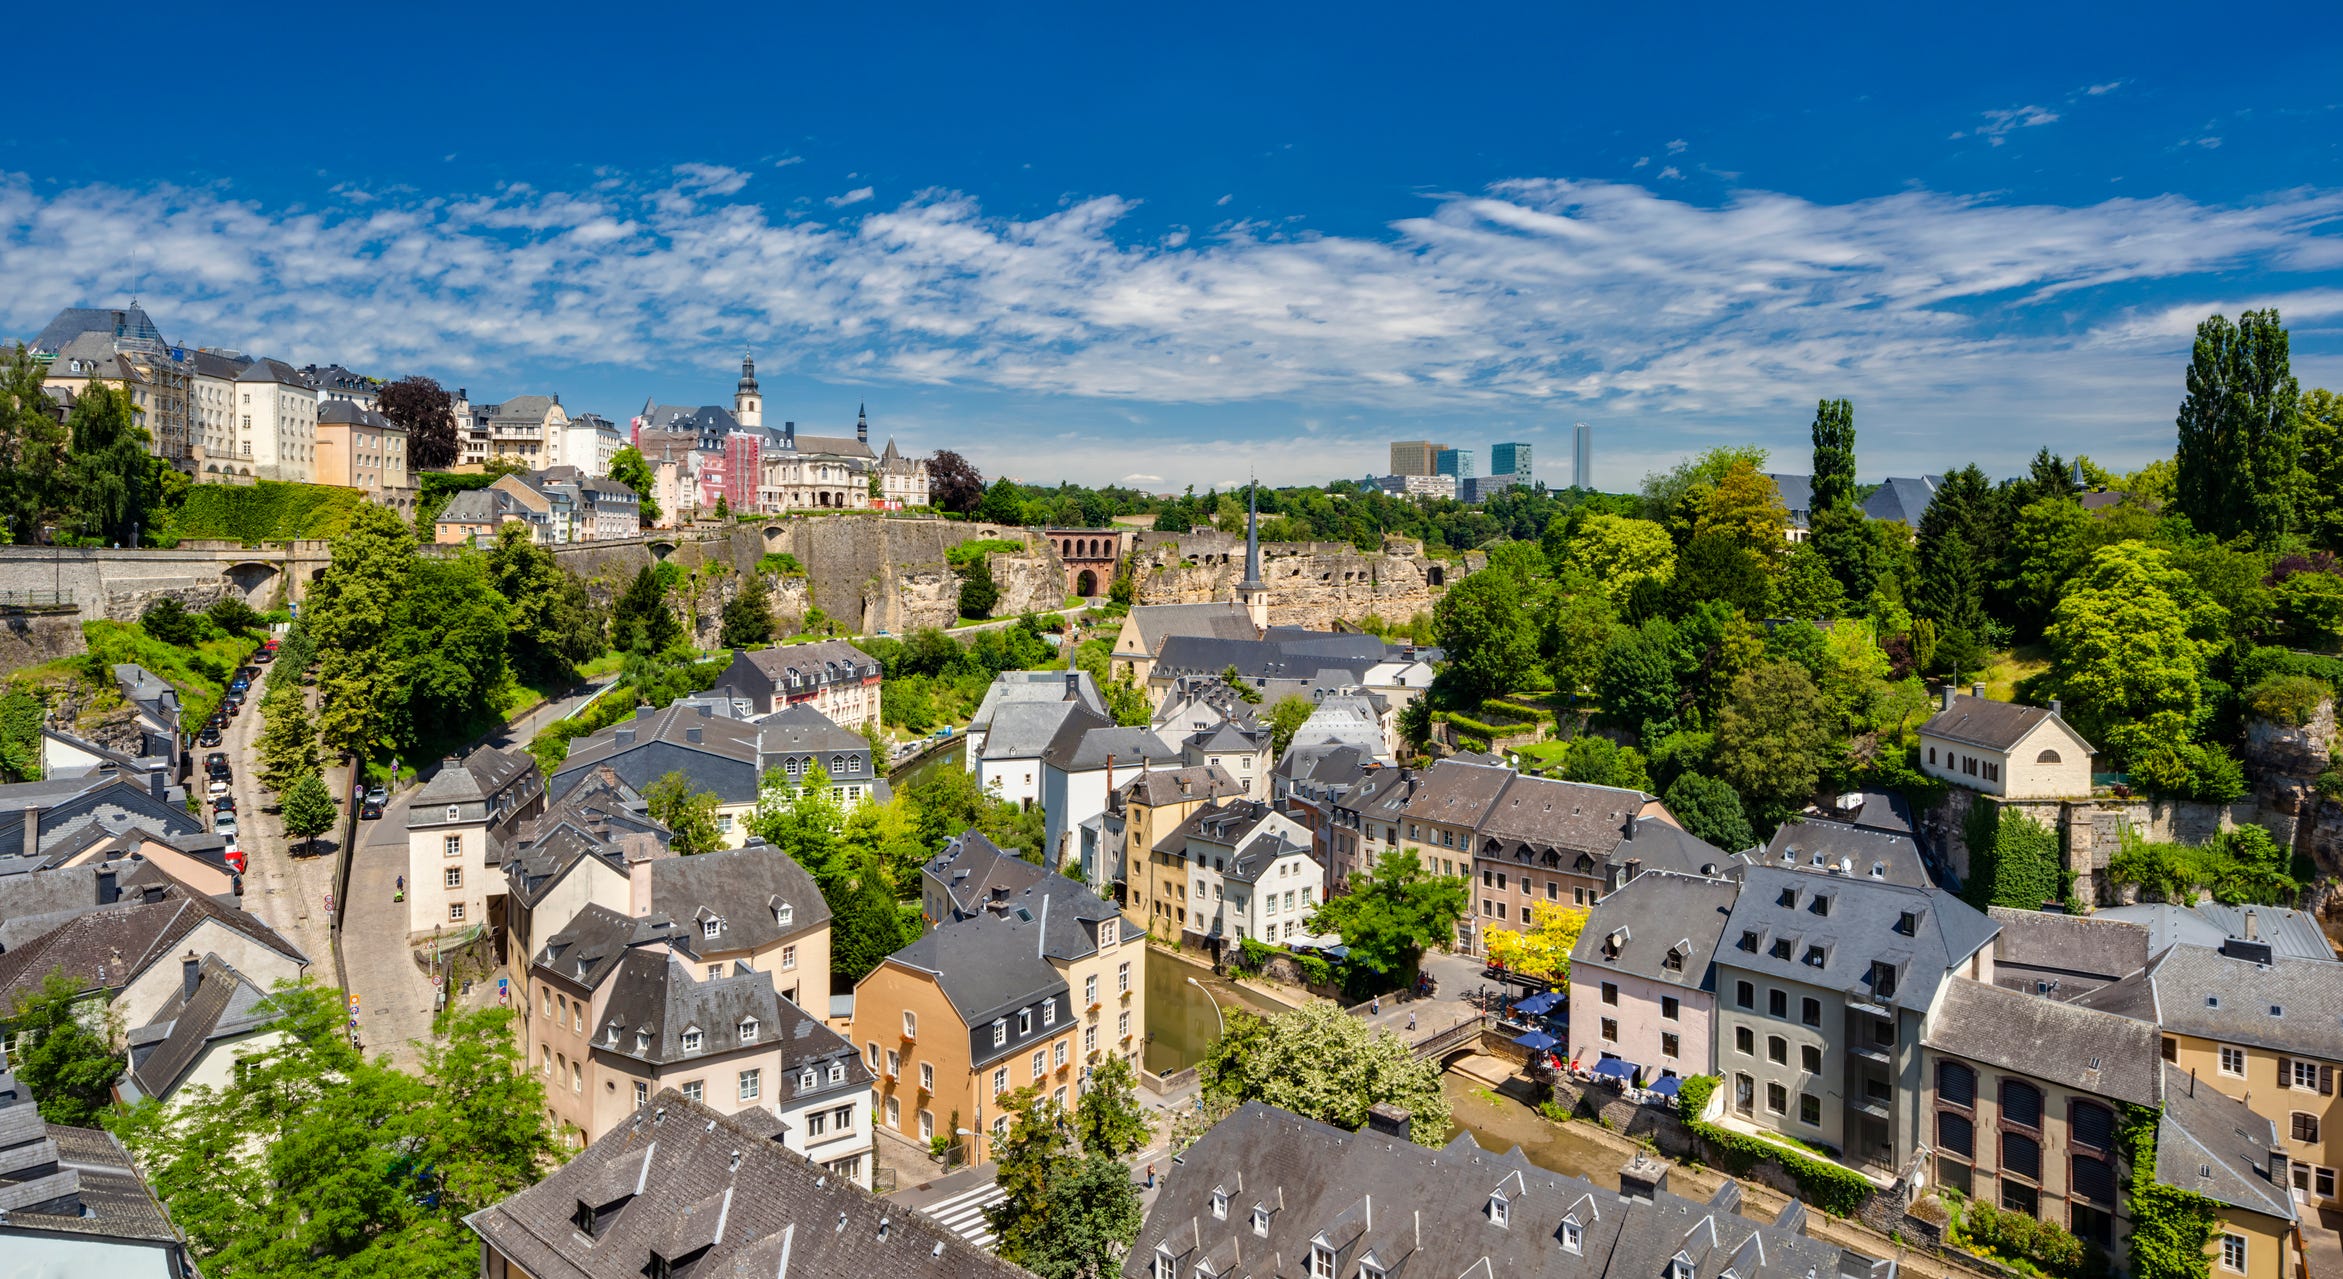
[
  {"left": 1970, "top": 104, "right": 2061, "bottom": 146},
  {"left": 1633, "top": 157, "right": 1650, "bottom": 169},
  {"left": 672, "top": 164, "right": 750, "bottom": 196},
  {"left": 2085, "top": 81, "right": 2125, "bottom": 96},
  {"left": 1121, "top": 472, "right": 1164, "bottom": 485},
  {"left": 774, "top": 156, "right": 805, "bottom": 168},
  {"left": 1216, "top": 193, "right": 1233, "bottom": 206},
  {"left": 1666, "top": 139, "right": 1688, "bottom": 154},
  {"left": 4, "top": 168, "right": 2340, "bottom": 482},
  {"left": 1656, "top": 166, "right": 1684, "bottom": 180},
  {"left": 827, "top": 186, "right": 875, "bottom": 207}
]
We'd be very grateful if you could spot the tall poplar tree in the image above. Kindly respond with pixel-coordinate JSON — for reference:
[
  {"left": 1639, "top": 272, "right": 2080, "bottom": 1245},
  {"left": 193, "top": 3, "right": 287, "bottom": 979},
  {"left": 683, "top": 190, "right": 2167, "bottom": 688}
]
[
  {"left": 2175, "top": 309, "right": 2300, "bottom": 543},
  {"left": 308, "top": 504, "right": 418, "bottom": 760},
  {"left": 1806, "top": 398, "right": 1873, "bottom": 602}
]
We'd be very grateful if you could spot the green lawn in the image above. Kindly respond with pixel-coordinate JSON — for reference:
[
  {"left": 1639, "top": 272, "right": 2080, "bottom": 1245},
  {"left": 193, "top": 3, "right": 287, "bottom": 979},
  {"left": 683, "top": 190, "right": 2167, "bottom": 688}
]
[{"left": 1977, "top": 644, "right": 2052, "bottom": 702}]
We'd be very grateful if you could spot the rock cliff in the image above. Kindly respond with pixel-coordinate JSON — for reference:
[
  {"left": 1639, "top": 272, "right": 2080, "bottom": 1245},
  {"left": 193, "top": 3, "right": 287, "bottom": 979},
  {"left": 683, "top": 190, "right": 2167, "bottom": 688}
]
[{"left": 1128, "top": 531, "right": 1466, "bottom": 628}]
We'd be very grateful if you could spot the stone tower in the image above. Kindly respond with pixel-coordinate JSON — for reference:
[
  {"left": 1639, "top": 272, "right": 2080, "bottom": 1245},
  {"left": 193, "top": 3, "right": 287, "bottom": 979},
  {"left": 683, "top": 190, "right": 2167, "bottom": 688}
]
[
  {"left": 734, "top": 352, "right": 762, "bottom": 430},
  {"left": 1237, "top": 482, "right": 1269, "bottom": 631}
]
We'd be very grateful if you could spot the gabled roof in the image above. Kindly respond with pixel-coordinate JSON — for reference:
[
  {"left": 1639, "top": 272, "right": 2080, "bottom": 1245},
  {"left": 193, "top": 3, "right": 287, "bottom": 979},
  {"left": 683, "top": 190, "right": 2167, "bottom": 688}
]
[
  {"left": 1615, "top": 816, "right": 1733, "bottom": 878},
  {"left": 1746, "top": 818, "right": 1928, "bottom": 887},
  {"left": 124, "top": 954, "right": 275, "bottom": 1100},
  {"left": 1716, "top": 867, "right": 1997, "bottom": 1016},
  {"left": 555, "top": 704, "right": 760, "bottom": 776},
  {"left": 1123, "top": 602, "right": 1258, "bottom": 655},
  {"left": 534, "top": 904, "right": 675, "bottom": 991},
  {"left": 316, "top": 399, "right": 401, "bottom": 430},
  {"left": 978, "top": 700, "right": 1098, "bottom": 762},
  {"left": 925, "top": 831, "right": 1047, "bottom": 917},
  {"left": 1920, "top": 978, "right": 2159, "bottom": 1105},
  {"left": 782, "top": 433, "right": 873, "bottom": 460},
  {"left": 645, "top": 839, "right": 829, "bottom": 953},
  {"left": 1920, "top": 694, "right": 2090, "bottom": 755},
  {"left": 883, "top": 907, "right": 1066, "bottom": 1029},
  {"left": 732, "top": 640, "right": 880, "bottom": 688},
  {"left": 1862, "top": 475, "right": 1943, "bottom": 525},
  {"left": 2156, "top": 1062, "right": 2295, "bottom": 1222},
  {"left": 2074, "top": 943, "right": 2343, "bottom": 1060},
  {"left": 756, "top": 702, "right": 872, "bottom": 757},
  {"left": 1401, "top": 759, "right": 1515, "bottom": 830},
  {"left": 1571, "top": 872, "right": 1738, "bottom": 991},
  {"left": 2091, "top": 901, "right": 2335, "bottom": 963},
  {"left": 487, "top": 394, "right": 559, "bottom": 422},
  {"left": 968, "top": 669, "right": 1105, "bottom": 732},
  {"left": 464, "top": 1089, "right": 1023, "bottom": 1279},
  {"left": 1985, "top": 907, "right": 2151, "bottom": 987},
  {"left": 1475, "top": 770, "right": 1646, "bottom": 854},
  {"left": 1044, "top": 721, "right": 1179, "bottom": 773},
  {"left": 0, "top": 892, "right": 306, "bottom": 1008},
  {"left": 1116, "top": 764, "right": 1243, "bottom": 810},
  {"left": 413, "top": 746, "right": 535, "bottom": 808},
  {"left": 29, "top": 305, "right": 168, "bottom": 355}
]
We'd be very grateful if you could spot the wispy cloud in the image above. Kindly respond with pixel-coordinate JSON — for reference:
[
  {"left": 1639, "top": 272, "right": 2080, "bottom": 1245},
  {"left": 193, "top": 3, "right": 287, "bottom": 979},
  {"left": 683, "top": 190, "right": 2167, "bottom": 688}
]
[
  {"left": 1954, "top": 104, "right": 2061, "bottom": 145},
  {"left": 4, "top": 168, "right": 2339, "bottom": 481},
  {"left": 827, "top": 186, "right": 874, "bottom": 207},
  {"left": 1666, "top": 139, "right": 1688, "bottom": 154},
  {"left": 2085, "top": 80, "right": 2126, "bottom": 96}
]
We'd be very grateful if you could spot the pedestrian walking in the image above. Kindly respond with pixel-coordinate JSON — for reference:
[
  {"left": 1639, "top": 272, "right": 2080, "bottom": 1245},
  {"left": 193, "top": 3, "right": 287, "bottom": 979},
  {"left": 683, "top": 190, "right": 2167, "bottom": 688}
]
[
  {"left": 1407, "top": 1011, "right": 1416, "bottom": 1032},
  {"left": 395, "top": 874, "right": 405, "bottom": 903},
  {"left": 1370, "top": 995, "right": 1381, "bottom": 1016}
]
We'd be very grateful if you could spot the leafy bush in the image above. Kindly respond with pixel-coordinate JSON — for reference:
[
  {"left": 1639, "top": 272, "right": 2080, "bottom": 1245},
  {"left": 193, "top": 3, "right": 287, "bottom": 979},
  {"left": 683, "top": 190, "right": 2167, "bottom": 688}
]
[
  {"left": 139, "top": 597, "right": 200, "bottom": 646},
  {"left": 945, "top": 538, "right": 1023, "bottom": 570},
  {"left": 755, "top": 551, "right": 806, "bottom": 577},
  {"left": 2107, "top": 825, "right": 2305, "bottom": 906},
  {"left": 2127, "top": 738, "right": 2248, "bottom": 802},
  {"left": 1951, "top": 1198, "right": 2092, "bottom": 1279},
  {"left": 2245, "top": 674, "right": 2331, "bottom": 726},
  {"left": 1677, "top": 1074, "right": 1871, "bottom": 1217}
]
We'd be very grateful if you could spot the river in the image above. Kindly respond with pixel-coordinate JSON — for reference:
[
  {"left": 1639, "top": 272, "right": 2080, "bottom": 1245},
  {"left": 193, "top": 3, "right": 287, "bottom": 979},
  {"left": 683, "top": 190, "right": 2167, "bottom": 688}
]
[
  {"left": 1140, "top": 947, "right": 1290, "bottom": 1076},
  {"left": 1438, "top": 1075, "right": 1630, "bottom": 1186}
]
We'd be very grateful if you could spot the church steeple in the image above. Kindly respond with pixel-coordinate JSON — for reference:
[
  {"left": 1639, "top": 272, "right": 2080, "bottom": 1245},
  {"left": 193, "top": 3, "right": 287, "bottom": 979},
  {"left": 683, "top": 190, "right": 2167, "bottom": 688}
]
[
  {"left": 1237, "top": 480, "right": 1268, "bottom": 630},
  {"left": 856, "top": 401, "right": 868, "bottom": 445},
  {"left": 734, "top": 350, "right": 762, "bottom": 429}
]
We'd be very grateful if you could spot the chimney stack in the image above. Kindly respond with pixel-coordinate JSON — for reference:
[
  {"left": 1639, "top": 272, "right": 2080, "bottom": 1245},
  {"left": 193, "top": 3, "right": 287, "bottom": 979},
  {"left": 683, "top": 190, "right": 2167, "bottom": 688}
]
[
  {"left": 1618, "top": 1151, "right": 1670, "bottom": 1202},
  {"left": 1972, "top": 682, "right": 1986, "bottom": 700},
  {"left": 2049, "top": 699, "right": 2062, "bottom": 718},
  {"left": 181, "top": 951, "right": 201, "bottom": 1001},
  {"left": 22, "top": 806, "right": 41, "bottom": 857},
  {"left": 1065, "top": 670, "right": 1080, "bottom": 701},
  {"left": 1365, "top": 1103, "right": 1412, "bottom": 1142},
  {"left": 1941, "top": 685, "right": 1956, "bottom": 711}
]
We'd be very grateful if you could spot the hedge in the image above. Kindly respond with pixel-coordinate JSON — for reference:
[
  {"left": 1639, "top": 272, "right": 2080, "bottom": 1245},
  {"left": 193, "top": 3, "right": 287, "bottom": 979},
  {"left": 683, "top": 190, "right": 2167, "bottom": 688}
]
[
  {"left": 1674, "top": 1075, "right": 1873, "bottom": 1217},
  {"left": 170, "top": 481, "right": 369, "bottom": 543},
  {"left": 1441, "top": 711, "right": 1541, "bottom": 740}
]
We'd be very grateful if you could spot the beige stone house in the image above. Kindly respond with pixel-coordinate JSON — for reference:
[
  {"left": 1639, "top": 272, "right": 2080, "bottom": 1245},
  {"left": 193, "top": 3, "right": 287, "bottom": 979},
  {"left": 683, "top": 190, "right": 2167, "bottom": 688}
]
[{"left": 1918, "top": 690, "right": 2095, "bottom": 800}]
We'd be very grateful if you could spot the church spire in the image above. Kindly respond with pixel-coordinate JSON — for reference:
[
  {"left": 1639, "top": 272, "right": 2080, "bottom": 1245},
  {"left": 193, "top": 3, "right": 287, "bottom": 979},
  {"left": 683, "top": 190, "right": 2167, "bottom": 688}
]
[
  {"left": 856, "top": 401, "right": 868, "bottom": 444},
  {"left": 734, "top": 349, "right": 762, "bottom": 429},
  {"left": 1237, "top": 479, "right": 1268, "bottom": 630}
]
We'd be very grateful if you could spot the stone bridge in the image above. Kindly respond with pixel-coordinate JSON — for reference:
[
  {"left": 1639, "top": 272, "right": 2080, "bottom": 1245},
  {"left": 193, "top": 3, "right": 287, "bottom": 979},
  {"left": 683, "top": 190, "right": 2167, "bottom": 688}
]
[{"left": 0, "top": 541, "right": 338, "bottom": 623}]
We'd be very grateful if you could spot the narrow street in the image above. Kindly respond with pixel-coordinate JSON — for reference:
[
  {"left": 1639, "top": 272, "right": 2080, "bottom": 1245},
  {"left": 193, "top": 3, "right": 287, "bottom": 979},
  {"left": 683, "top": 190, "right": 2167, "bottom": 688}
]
[{"left": 222, "top": 677, "right": 339, "bottom": 977}]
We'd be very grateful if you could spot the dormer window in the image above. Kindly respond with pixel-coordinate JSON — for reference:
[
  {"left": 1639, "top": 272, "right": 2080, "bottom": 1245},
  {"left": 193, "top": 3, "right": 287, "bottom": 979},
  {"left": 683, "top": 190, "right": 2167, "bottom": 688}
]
[
  {"left": 1018, "top": 1009, "right": 1032, "bottom": 1035},
  {"left": 1811, "top": 894, "right": 1832, "bottom": 917},
  {"left": 739, "top": 1018, "right": 759, "bottom": 1044},
  {"left": 1042, "top": 1001, "right": 1057, "bottom": 1027},
  {"left": 681, "top": 1028, "right": 703, "bottom": 1053},
  {"left": 447, "top": 805, "right": 461, "bottom": 823},
  {"left": 1777, "top": 886, "right": 1797, "bottom": 907},
  {"left": 573, "top": 1199, "right": 598, "bottom": 1236},
  {"left": 1562, "top": 1219, "right": 1582, "bottom": 1254},
  {"left": 776, "top": 901, "right": 794, "bottom": 926},
  {"left": 1155, "top": 1247, "right": 1177, "bottom": 1279},
  {"left": 801, "top": 1069, "right": 816, "bottom": 1090},
  {"left": 1803, "top": 945, "right": 1827, "bottom": 968},
  {"left": 1361, "top": 1258, "right": 1386, "bottom": 1279},
  {"left": 1662, "top": 948, "right": 1684, "bottom": 973},
  {"left": 1211, "top": 1188, "right": 1227, "bottom": 1219},
  {"left": 1310, "top": 1245, "right": 1335, "bottom": 1279},
  {"left": 702, "top": 919, "right": 721, "bottom": 940},
  {"left": 1895, "top": 910, "right": 1919, "bottom": 936},
  {"left": 1486, "top": 1191, "right": 1509, "bottom": 1227},
  {"left": 992, "top": 1019, "right": 1008, "bottom": 1047},
  {"left": 1251, "top": 1206, "right": 1269, "bottom": 1237},
  {"left": 1669, "top": 1259, "right": 1695, "bottom": 1279},
  {"left": 828, "top": 1062, "right": 844, "bottom": 1084}
]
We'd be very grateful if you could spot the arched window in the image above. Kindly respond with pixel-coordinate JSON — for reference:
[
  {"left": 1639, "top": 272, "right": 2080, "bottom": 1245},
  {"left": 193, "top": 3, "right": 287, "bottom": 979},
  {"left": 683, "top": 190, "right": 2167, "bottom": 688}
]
[
  {"left": 2001, "top": 1078, "right": 2043, "bottom": 1129},
  {"left": 2036, "top": 749, "right": 2062, "bottom": 764},
  {"left": 1936, "top": 1111, "right": 1973, "bottom": 1157},
  {"left": 1937, "top": 1061, "right": 1976, "bottom": 1107}
]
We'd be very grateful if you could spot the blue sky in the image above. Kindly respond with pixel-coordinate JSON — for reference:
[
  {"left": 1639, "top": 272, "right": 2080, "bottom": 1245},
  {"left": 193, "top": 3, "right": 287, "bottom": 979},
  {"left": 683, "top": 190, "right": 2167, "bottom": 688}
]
[{"left": 6, "top": 1, "right": 2342, "bottom": 492}]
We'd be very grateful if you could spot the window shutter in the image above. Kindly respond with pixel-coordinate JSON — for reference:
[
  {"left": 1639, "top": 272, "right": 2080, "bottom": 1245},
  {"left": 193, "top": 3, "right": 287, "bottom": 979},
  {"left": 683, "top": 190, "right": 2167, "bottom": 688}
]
[
  {"left": 2322, "top": 1064, "right": 2335, "bottom": 1096},
  {"left": 2279, "top": 1056, "right": 2293, "bottom": 1088}
]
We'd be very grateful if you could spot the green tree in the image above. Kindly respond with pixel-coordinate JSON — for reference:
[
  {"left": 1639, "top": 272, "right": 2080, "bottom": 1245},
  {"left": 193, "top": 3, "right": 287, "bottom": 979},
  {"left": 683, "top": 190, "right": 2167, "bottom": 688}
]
[
  {"left": 607, "top": 445, "right": 661, "bottom": 524},
  {"left": 0, "top": 344, "right": 70, "bottom": 543},
  {"left": 1559, "top": 735, "right": 1650, "bottom": 791},
  {"left": 2175, "top": 309, "right": 2300, "bottom": 544},
  {"left": 279, "top": 771, "right": 338, "bottom": 854},
  {"left": 1806, "top": 397, "right": 1875, "bottom": 600},
  {"left": 1432, "top": 568, "right": 1536, "bottom": 702},
  {"left": 1100, "top": 669, "right": 1151, "bottom": 726},
  {"left": 2001, "top": 497, "right": 2089, "bottom": 637},
  {"left": 2299, "top": 387, "right": 2343, "bottom": 552},
  {"left": 9, "top": 969, "right": 123, "bottom": 1126},
  {"left": 0, "top": 687, "right": 43, "bottom": 782},
  {"left": 750, "top": 764, "right": 848, "bottom": 889},
  {"left": 1662, "top": 771, "right": 1754, "bottom": 851},
  {"left": 1713, "top": 660, "right": 1834, "bottom": 829},
  {"left": 255, "top": 686, "right": 320, "bottom": 795},
  {"left": 1073, "top": 1054, "right": 1151, "bottom": 1157},
  {"left": 1304, "top": 849, "right": 1466, "bottom": 988},
  {"left": 112, "top": 985, "right": 552, "bottom": 1279},
  {"left": 487, "top": 521, "right": 603, "bottom": 680},
  {"left": 1773, "top": 543, "right": 1849, "bottom": 620},
  {"left": 977, "top": 477, "right": 1027, "bottom": 526},
  {"left": 1218, "top": 664, "right": 1261, "bottom": 703},
  {"left": 1595, "top": 623, "right": 1680, "bottom": 737},
  {"left": 1542, "top": 582, "right": 1619, "bottom": 700},
  {"left": 984, "top": 1089, "right": 1142, "bottom": 1279},
  {"left": 958, "top": 553, "right": 1001, "bottom": 619},
  {"left": 384, "top": 556, "right": 509, "bottom": 752},
  {"left": 1266, "top": 695, "right": 1314, "bottom": 757},
  {"left": 139, "top": 596, "right": 199, "bottom": 646},
  {"left": 828, "top": 853, "right": 918, "bottom": 981},
  {"left": 205, "top": 596, "right": 264, "bottom": 636},
  {"left": 720, "top": 571, "right": 774, "bottom": 649},
  {"left": 62, "top": 382, "right": 153, "bottom": 545},
  {"left": 1912, "top": 464, "right": 1994, "bottom": 641},
  {"left": 644, "top": 770, "right": 725, "bottom": 855},
  {"left": 609, "top": 564, "right": 682, "bottom": 655},
  {"left": 1557, "top": 513, "right": 1674, "bottom": 600},
  {"left": 2046, "top": 541, "right": 2225, "bottom": 763},
  {"left": 308, "top": 503, "right": 418, "bottom": 760},
  {"left": 1397, "top": 695, "right": 1434, "bottom": 756},
  {"left": 1640, "top": 445, "right": 1769, "bottom": 544},
  {"left": 1198, "top": 1002, "right": 1450, "bottom": 1143}
]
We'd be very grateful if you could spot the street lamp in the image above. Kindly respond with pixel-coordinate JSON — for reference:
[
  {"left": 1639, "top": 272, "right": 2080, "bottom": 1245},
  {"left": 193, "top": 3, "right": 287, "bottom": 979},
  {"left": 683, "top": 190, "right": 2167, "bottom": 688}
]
[{"left": 1186, "top": 976, "right": 1226, "bottom": 1037}]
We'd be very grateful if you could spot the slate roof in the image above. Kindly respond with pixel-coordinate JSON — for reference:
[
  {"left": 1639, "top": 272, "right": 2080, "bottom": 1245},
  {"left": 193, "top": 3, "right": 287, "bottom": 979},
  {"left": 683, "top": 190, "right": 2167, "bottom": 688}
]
[
  {"left": 969, "top": 669, "right": 1106, "bottom": 739},
  {"left": 2074, "top": 944, "right": 2343, "bottom": 1060},
  {"left": 733, "top": 639, "right": 881, "bottom": 688},
  {"left": 29, "top": 305, "right": 168, "bottom": 354},
  {"left": 1123, "top": 602, "right": 1259, "bottom": 656},
  {"left": 782, "top": 432, "right": 874, "bottom": 460},
  {"left": 884, "top": 907, "right": 1066, "bottom": 1031},
  {"left": 757, "top": 702, "right": 873, "bottom": 759},
  {"left": 413, "top": 746, "right": 536, "bottom": 808},
  {"left": 1130, "top": 1100, "right": 1864, "bottom": 1279},
  {"left": 124, "top": 954, "right": 275, "bottom": 1101},
  {"left": 636, "top": 402, "right": 739, "bottom": 435},
  {"left": 488, "top": 394, "right": 559, "bottom": 423},
  {"left": 925, "top": 831, "right": 1048, "bottom": 917},
  {"left": 555, "top": 703, "right": 759, "bottom": 776},
  {"left": 465, "top": 1089, "right": 1022, "bottom": 1279},
  {"left": 1985, "top": 907, "right": 2152, "bottom": 991},
  {"left": 979, "top": 700, "right": 1099, "bottom": 763},
  {"left": 645, "top": 839, "right": 829, "bottom": 952},
  {"left": 594, "top": 951, "right": 786, "bottom": 1067},
  {"left": 1223, "top": 819, "right": 1316, "bottom": 887},
  {"left": 1862, "top": 475, "right": 1943, "bottom": 526},
  {"left": 1116, "top": 764, "right": 1244, "bottom": 810},
  {"left": 434, "top": 488, "right": 512, "bottom": 525},
  {"left": 0, "top": 892, "right": 306, "bottom": 1008},
  {"left": 2091, "top": 902, "right": 2335, "bottom": 963},
  {"left": 1746, "top": 818, "right": 1929, "bottom": 888},
  {"left": 235, "top": 356, "right": 309, "bottom": 387},
  {"left": 1716, "top": 867, "right": 1997, "bottom": 1016},
  {"left": 1475, "top": 770, "right": 1647, "bottom": 854},
  {"left": 1151, "top": 635, "right": 1380, "bottom": 688},
  {"left": 1615, "top": 817, "right": 1734, "bottom": 878},
  {"left": 501, "top": 769, "right": 670, "bottom": 908},
  {"left": 1570, "top": 872, "right": 1738, "bottom": 991},
  {"left": 316, "top": 399, "right": 401, "bottom": 430},
  {"left": 187, "top": 348, "right": 250, "bottom": 380},
  {"left": 6, "top": 1122, "right": 179, "bottom": 1245},
  {"left": 1402, "top": 759, "right": 1515, "bottom": 831},
  {"left": 1919, "top": 694, "right": 2088, "bottom": 755},
  {"left": 535, "top": 905, "right": 680, "bottom": 991},
  {"left": 1920, "top": 978, "right": 2158, "bottom": 1105},
  {"left": 2157, "top": 1062, "right": 2295, "bottom": 1221},
  {"left": 985, "top": 870, "right": 1125, "bottom": 960},
  {"left": 1045, "top": 721, "right": 1179, "bottom": 772}
]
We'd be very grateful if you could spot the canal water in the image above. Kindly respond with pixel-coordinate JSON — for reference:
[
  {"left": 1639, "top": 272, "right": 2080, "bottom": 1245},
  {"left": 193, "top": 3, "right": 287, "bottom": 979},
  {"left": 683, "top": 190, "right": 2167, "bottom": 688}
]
[
  {"left": 889, "top": 736, "right": 967, "bottom": 791},
  {"left": 1439, "top": 1075, "right": 1629, "bottom": 1187},
  {"left": 1141, "top": 948, "right": 1291, "bottom": 1076}
]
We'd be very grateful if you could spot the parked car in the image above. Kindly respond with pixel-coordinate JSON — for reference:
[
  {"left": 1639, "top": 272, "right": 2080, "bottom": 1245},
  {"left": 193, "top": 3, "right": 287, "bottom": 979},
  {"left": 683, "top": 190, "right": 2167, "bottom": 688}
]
[
  {"left": 206, "top": 777, "right": 231, "bottom": 798},
  {"left": 228, "top": 678, "right": 249, "bottom": 695},
  {"left": 214, "top": 813, "right": 238, "bottom": 840},
  {"left": 212, "top": 795, "right": 236, "bottom": 813},
  {"left": 205, "top": 752, "right": 228, "bottom": 769},
  {"left": 253, "top": 648, "right": 274, "bottom": 664},
  {"left": 364, "top": 786, "right": 387, "bottom": 808},
  {"left": 361, "top": 799, "right": 384, "bottom": 820},
  {"left": 196, "top": 728, "right": 221, "bottom": 748}
]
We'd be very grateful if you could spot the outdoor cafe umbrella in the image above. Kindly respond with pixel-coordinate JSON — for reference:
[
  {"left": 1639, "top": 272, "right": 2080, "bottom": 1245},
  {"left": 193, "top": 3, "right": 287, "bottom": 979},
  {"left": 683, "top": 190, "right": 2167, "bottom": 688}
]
[
  {"left": 1510, "top": 1030, "right": 1560, "bottom": 1053},
  {"left": 1513, "top": 991, "right": 1562, "bottom": 1017}
]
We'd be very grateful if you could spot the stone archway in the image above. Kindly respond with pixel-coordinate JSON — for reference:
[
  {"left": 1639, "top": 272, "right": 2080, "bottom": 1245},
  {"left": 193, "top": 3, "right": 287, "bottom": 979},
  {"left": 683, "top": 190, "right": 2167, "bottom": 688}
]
[{"left": 1076, "top": 569, "right": 1099, "bottom": 597}]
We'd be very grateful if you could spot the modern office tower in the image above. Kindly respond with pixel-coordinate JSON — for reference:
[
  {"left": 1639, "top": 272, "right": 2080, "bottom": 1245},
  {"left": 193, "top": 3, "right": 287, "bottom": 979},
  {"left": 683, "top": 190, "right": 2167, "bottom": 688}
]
[
  {"left": 1434, "top": 448, "right": 1474, "bottom": 478},
  {"left": 1490, "top": 441, "right": 1531, "bottom": 479},
  {"left": 1389, "top": 440, "right": 1445, "bottom": 476},
  {"left": 1573, "top": 422, "right": 1592, "bottom": 490}
]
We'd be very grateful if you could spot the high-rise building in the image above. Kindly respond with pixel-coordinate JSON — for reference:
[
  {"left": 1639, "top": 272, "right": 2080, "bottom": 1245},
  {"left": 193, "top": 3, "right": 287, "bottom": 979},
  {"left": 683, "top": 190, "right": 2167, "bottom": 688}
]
[
  {"left": 1490, "top": 441, "right": 1531, "bottom": 479},
  {"left": 1389, "top": 440, "right": 1445, "bottom": 476},
  {"left": 1434, "top": 448, "right": 1474, "bottom": 478},
  {"left": 1573, "top": 422, "right": 1592, "bottom": 490}
]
